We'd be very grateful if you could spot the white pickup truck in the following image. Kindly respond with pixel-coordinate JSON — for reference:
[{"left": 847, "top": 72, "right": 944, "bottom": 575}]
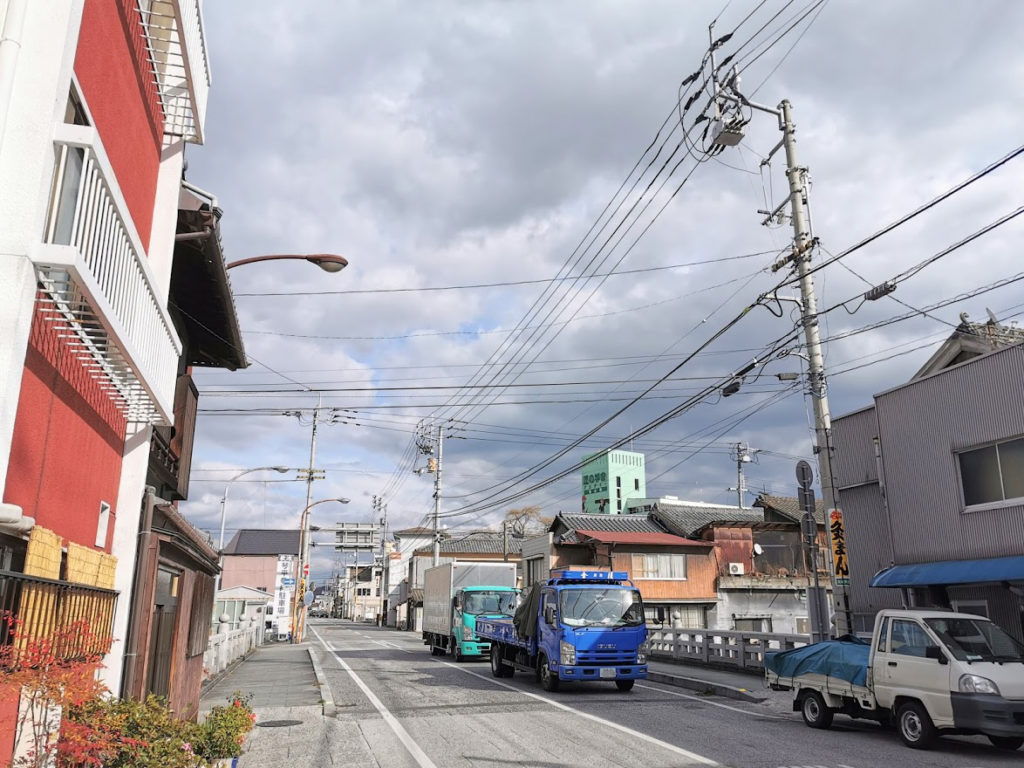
[{"left": 765, "top": 609, "right": 1024, "bottom": 751}]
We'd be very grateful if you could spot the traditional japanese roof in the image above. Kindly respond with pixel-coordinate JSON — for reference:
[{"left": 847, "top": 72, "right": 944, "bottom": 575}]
[
  {"left": 754, "top": 493, "right": 825, "bottom": 525},
  {"left": 571, "top": 529, "right": 713, "bottom": 547},
  {"left": 223, "top": 529, "right": 300, "bottom": 556},
  {"left": 394, "top": 526, "right": 437, "bottom": 537},
  {"left": 639, "top": 500, "right": 763, "bottom": 538},
  {"left": 553, "top": 513, "right": 665, "bottom": 535},
  {"left": 412, "top": 531, "right": 522, "bottom": 555},
  {"left": 914, "top": 315, "right": 1024, "bottom": 379}
]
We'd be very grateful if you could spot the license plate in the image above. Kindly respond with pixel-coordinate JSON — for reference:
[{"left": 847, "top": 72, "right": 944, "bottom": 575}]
[{"left": 600, "top": 668, "right": 616, "bottom": 679}]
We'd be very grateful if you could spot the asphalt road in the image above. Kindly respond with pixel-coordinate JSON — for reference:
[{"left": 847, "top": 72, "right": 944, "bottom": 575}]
[{"left": 304, "top": 620, "right": 1022, "bottom": 768}]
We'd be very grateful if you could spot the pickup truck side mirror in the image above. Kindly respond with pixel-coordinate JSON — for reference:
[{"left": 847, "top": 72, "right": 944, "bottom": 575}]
[
  {"left": 925, "top": 645, "right": 948, "bottom": 665},
  {"left": 656, "top": 607, "right": 666, "bottom": 625}
]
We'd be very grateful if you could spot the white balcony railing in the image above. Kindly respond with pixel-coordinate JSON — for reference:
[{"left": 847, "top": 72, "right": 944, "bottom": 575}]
[
  {"left": 31, "top": 124, "right": 181, "bottom": 425},
  {"left": 138, "top": 0, "right": 211, "bottom": 144}
]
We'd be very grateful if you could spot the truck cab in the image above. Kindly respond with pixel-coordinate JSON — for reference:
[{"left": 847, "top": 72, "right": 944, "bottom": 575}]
[
  {"left": 869, "top": 609, "right": 1024, "bottom": 749},
  {"left": 451, "top": 586, "right": 520, "bottom": 659}
]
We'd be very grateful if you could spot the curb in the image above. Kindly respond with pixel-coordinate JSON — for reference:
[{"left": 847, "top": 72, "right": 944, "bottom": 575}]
[
  {"left": 647, "top": 670, "right": 766, "bottom": 703},
  {"left": 307, "top": 647, "right": 335, "bottom": 716}
]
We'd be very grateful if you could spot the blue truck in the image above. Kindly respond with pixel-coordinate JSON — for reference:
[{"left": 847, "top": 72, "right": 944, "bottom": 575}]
[{"left": 476, "top": 570, "right": 658, "bottom": 692}]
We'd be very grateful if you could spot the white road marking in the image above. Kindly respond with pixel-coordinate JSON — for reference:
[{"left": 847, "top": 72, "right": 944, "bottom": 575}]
[
  {"left": 441, "top": 661, "right": 720, "bottom": 766},
  {"left": 311, "top": 627, "right": 438, "bottom": 768},
  {"left": 373, "top": 639, "right": 411, "bottom": 653},
  {"left": 636, "top": 682, "right": 787, "bottom": 719}
]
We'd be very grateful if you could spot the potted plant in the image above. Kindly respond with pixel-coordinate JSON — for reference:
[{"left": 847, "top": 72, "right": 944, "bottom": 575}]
[{"left": 196, "top": 692, "right": 256, "bottom": 767}]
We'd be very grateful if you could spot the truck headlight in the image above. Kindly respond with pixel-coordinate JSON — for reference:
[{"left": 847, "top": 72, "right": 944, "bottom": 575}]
[
  {"left": 959, "top": 674, "right": 1000, "bottom": 695},
  {"left": 462, "top": 625, "right": 474, "bottom": 641},
  {"left": 637, "top": 640, "right": 649, "bottom": 664},
  {"left": 560, "top": 640, "right": 575, "bottom": 666}
]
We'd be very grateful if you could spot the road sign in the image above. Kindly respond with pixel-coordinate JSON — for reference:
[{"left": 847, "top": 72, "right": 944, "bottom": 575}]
[
  {"left": 280, "top": 577, "right": 295, "bottom": 587},
  {"left": 304, "top": 590, "right": 314, "bottom": 606},
  {"left": 302, "top": 563, "right": 309, "bottom": 577},
  {"left": 796, "top": 460, "right": 814, "bottom": 489}
]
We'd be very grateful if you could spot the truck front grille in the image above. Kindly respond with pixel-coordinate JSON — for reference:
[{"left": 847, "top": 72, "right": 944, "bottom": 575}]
[{"left": 576, "top": 648, "right": 635, "bottom": 665}]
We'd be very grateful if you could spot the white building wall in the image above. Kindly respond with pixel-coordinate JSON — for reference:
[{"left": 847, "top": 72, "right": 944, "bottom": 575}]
[
  {"left": 0, "top": 0, "right": 84, "bottom": 496},
  {"left": 713, "top": 585, "right": 819, "bottom": 635}
]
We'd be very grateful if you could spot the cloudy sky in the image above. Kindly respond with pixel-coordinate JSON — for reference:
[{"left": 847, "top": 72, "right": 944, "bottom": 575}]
[{"left": 179, "top": 0, "right": 1024, "bottom": 582}]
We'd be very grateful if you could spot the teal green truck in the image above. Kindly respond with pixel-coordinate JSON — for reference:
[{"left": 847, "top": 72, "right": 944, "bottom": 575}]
[{"left": 422, "top": 562, "right": 519, "bottom": 660}]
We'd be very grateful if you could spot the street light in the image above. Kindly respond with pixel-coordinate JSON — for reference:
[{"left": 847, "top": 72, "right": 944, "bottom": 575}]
[
  {"left": 225, "top": 254, "right": 349, "bottom": 273},
  {"left": 215, "top": 466, "right": 291, "bottom": 593},
  {"left": 218, "top": 466, "right": 291, "bottom": 550},
  {"left": 293, "top": 497, "right": 349, "bottom": 642}
]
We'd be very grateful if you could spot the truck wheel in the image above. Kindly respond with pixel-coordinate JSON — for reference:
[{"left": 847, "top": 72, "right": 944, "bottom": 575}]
[
  {"left": 539, "top": 655, "right": 560, "bottom": 692},
  {"left": 896, "top": 701, "right": 937, "bottom": 749},
  {"left": 800, "top": 691, "right": 833, "bottom": 729},
  {"left": 988, "top": 736, "right": 1023, "bottom": 751},
  {"left": 490, "top": 646, "right": 510, "bottom": 678},
  {"left": 615, "top": 680, "right": 635, "bottom": 692}
]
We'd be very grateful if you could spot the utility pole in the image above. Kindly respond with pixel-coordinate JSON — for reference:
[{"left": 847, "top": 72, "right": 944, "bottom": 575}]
[
  {"left": 502, "top": 520, "right": 509, "bottom": 562},
  {"left": 702, "top": 29, "right": 852, "bottom": 635},
  {"left": 731, "top": 443, "right": 755, "bottom": 509},
  {"left": 778, "top": 100, "right": 851, "bottom": 636},
  {"left": 292, "top": 400, "right": 325, "bottom": 642},
  {"left": 432, "top": 424, "right": 443, "bottom": 566}
]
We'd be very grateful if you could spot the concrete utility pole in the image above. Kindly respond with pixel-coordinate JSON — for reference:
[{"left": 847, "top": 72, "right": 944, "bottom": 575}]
[
  {"left": 432, "top": 424, "right": 444, "bottom": 566},
  {"left": 731, "top": 443, "right": 755, "bottom": 509},
  {"left": 778, "top": 101, "right": 851, "bottom": 636},
  {"left": 703, "top": 26, "right": 852, "bottom": 634},
  {"left": 292, "top": 400, "right": 325, "bottom": 642}
]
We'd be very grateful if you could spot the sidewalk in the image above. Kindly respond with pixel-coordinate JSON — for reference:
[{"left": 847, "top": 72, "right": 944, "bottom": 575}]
[
  {"left": 646, "top": 657, "right": 783, "bottom": 703},
  {"left": 199, "top": 641, "right": 331, "bottom": 766}
]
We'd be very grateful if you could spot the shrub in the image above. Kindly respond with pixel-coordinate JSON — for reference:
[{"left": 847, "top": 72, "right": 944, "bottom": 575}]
[{"left": 194, "top": 692, "right": 255, "bottom": 760}]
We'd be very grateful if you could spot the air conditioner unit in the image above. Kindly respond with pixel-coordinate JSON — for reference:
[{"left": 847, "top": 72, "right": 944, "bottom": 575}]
[{"left": 728, "top": 562, "right": 745, "bottom": 576}]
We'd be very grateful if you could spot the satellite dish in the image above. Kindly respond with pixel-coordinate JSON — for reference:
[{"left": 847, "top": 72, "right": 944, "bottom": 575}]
[
  {"left": 753, "top": 543, "right": 764, "bottom": 556},
  {"left": 986, "top": 307, "right": 999, "bottom": 324}
]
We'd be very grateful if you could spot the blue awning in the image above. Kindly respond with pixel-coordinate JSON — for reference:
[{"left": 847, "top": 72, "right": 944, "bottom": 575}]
[{"left": 870, "top": 555, "right": 1024, "bottom": 588}]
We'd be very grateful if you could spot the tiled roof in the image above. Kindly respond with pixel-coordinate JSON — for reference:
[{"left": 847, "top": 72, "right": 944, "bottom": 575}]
[
  {"left": 394, "top": 526, "right": 435, "bottom": 536},
  {"left": 554, "top": 513, "right": 666, "bottom": 535},
  {"left": 223, "top": 529, "right": 301, "bottom": 556},
  {"left": 413, "top": 532, "right": 522, "bottom": 555},
  {"left": 641, "top": 501, "right": 763, "bottom": 538},
  {"left": 572, "top": 529, "right": 712, "bottom": 547},
  {"left": 754, "top": 493, "right": 825, "bottom": 524}
]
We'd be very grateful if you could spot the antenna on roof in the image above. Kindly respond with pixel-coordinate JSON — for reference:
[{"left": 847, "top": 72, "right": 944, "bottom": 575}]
[{"left": 986, "top": 307, "right": 999, "bottom": 324}]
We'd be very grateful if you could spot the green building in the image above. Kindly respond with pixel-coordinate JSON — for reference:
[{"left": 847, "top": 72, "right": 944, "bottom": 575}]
[{"left": 581, "top": 450, "right": 646, "bottom": 514}]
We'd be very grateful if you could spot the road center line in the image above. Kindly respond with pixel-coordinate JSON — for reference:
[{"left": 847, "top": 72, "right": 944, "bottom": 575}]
[
  {"left": 311, "top": 627, "right": 438, "bottom": 768},
  {"left": 635, "top": 682, "right": 787, "bottom": 719},
  {"left": 439, "top": 661, "right": 720, "bottom": 766}
]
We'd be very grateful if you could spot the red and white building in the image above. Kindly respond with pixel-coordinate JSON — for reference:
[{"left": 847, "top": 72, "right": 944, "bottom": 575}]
[{"left": 0, "top": 0, "right": 223, "bottom": 732}]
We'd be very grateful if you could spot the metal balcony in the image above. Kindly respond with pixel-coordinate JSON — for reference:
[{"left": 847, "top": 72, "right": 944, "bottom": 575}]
[
  {"left": 137, "top": 0, "right": 211, "bottom": 144},
  {"left": 31, "top": 124, "right": 182, "bottom": 425}
]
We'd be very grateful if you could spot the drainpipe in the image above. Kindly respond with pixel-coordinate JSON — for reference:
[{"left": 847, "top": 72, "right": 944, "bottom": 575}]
[{"left": 0, "top": 0, "right": 28, "bottom": 149}]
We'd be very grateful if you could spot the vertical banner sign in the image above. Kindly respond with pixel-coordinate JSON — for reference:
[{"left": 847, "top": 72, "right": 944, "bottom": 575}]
[{"left": 829, "top": 509, "right": 850, "bottom": 586}]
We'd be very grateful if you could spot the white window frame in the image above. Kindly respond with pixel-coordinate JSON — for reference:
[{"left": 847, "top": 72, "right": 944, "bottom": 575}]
[
  {"left": 957, "top": 435, "right": 1024, "bottom": 512},
  {"left": 95, "top": 501, "right": 111, "bottom": 548}
]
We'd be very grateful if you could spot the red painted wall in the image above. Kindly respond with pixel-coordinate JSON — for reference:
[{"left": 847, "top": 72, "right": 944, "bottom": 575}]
[
  {"left": 74, "top": 0, "right": 164, "bottom": 250},
  {"left": 3, "top": 305, "right": 127, "bottom": 551}
]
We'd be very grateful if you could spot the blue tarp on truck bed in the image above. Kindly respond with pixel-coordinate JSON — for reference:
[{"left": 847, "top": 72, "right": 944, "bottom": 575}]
[{"left": 764, "top": 637, "right": 871, "bottom": 687}]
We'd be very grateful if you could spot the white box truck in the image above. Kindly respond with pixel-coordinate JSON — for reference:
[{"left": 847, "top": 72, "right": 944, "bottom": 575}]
[{"left": 422, "top": 562, "right": 519, "bottom": 661}]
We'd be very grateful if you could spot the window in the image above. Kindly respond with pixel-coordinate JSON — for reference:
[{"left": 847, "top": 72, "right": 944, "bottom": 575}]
[
  {"left": 616, "top": 476, "right": 622, "bottom": 488},
  {"left": 631, "top": 553, "right": 686, "bottom": 580},
  {"left": 951, "top": 600, "right": 989, "bottom": 618},
  {"left": 795, "top": 617, "right": 810, "bottom": 635},
  {"left": 890, "top": 619, "right": 932, "bottom": 657},
  {"left": 734, "top": 617, "right": 772, "bottom": 632},
  {"left": 634, "top": 478, "right": 640, "bottom": 491},
  {"left": 959, "top": 437, "right": 1024, "bottom": 507},
  {"left": 877, "top": 616, "right": 890, "bottom": 653}
]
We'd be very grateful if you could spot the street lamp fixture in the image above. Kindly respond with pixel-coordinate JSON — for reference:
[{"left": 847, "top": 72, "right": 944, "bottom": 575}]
[
  {"left": 215, "top": 466, "right": 291, "bottom": 593},
  {"left": 225, "top": 254, "right": 349, "bottom": 273}
]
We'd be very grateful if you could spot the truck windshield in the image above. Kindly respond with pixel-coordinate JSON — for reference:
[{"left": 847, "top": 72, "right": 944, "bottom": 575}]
[
  {"left": 462, "top": 591, "right": 518, "bottom": 615},
  {"left": 558, "top": 588, "right": 644, "bottom": 627},
  {"left": 925, "top": 617, "right": 1024, "bottom": 662}
]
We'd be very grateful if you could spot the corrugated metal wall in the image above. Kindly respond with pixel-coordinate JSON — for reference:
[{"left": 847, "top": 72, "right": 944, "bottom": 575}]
[{"left": 875, "top": 344, "right": 1024, "bottom": 561}]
